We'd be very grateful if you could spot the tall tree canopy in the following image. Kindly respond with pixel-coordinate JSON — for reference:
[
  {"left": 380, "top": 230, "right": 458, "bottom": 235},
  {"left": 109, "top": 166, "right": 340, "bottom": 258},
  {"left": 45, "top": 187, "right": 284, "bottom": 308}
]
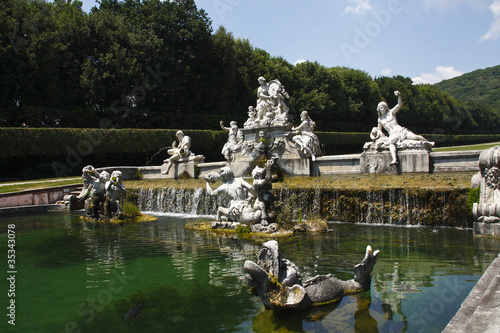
[{"left": 0, "top": 0, "right": 497, "bottom": 134}]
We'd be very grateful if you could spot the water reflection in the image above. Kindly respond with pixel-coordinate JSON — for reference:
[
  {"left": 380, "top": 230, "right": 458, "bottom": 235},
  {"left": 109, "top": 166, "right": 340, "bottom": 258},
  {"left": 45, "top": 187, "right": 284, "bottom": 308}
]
[{"left": 1, "top": 213, "right": 499, "bottom": 333}]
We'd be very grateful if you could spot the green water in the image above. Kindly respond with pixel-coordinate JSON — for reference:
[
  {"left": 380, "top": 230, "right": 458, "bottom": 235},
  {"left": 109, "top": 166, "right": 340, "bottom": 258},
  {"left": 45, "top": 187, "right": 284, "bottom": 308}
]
[{"left": 1, "top": 212, "right": 499, "bottom": 333}]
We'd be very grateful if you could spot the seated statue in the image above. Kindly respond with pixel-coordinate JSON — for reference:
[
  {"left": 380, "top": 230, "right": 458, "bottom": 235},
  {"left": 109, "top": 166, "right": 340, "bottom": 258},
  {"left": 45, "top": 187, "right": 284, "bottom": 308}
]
[
  {"left": 375, "top": 91, "right": 434, "bottom": 165},
  {"left": 244, "top": 240, "right": 379, "bottom": 311},
  {"left": 287, "top": 111, "right": 321, "bottom": 161},
  {"left": 205, "top": 166, "right": 261, "bottom": 224},
  {"left": 162, "top": 130, "right": 204, "bottom": 175},
  {"left": 105, "top": 170, "right": 126, "bottom": 219}
]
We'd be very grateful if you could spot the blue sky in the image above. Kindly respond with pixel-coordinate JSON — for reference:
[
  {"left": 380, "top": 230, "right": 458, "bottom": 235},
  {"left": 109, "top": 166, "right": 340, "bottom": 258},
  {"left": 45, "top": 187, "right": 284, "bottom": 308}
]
[{"left": 80, "top": 0, "right": 500, "bottom": 84}]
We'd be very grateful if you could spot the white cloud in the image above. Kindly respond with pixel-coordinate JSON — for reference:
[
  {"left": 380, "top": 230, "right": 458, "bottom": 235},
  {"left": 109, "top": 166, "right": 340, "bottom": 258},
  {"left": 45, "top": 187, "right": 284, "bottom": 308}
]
[
  {"left": 344, "top": 0, "right": 373, "bottom": 14},
  {"left": 480, "top": 0, "right": 500, "bottom": 41},
  {"left": 381, "top": 68, "right": 393, "bottom": 76},
  {"left": 294, "top": 59, "right": 307, "bottom": 65},
  {"left": 421, "top": 0, "right": 490, "bottom": 11},
  {"left": 412, "top": 66, "right": 463, "bottom": 84}
]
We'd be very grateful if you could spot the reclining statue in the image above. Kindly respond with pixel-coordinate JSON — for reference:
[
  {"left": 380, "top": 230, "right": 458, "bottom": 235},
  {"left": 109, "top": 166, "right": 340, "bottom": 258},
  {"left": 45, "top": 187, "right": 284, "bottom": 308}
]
[
  {"left": 244, "top": 240, "right": 379, "bottom": 311},
  {"left": 205, "top": 166, "right": 261, "bottom": 224},
  {"left": 371, "top": 91, "right": 434, "bottom": 165}
]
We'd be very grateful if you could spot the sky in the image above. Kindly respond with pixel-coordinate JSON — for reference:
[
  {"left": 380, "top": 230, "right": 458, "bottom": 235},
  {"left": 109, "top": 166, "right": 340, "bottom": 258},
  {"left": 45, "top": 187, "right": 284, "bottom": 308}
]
[{"left": 79, "top": 0, "right": 500, "bottom": 84}]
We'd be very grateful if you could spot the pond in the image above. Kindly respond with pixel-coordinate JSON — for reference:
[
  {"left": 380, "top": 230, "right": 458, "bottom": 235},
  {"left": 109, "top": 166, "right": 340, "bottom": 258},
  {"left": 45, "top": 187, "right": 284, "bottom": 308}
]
[{"left": 1, "top": 212, "right": 500, "bottom": 333}]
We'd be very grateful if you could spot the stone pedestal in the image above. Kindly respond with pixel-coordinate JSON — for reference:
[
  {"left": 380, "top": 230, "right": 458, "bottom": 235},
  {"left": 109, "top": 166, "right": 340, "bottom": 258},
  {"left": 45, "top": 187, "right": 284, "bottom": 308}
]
[
  {"left": 160, "top": 161, "right": 198, "bottom": 179},
  {"left": 474, "top": 222, "right": 500, "bottom": 237},
  {"left": 360, "top": 148, "right": 431, "bottom": 174}
]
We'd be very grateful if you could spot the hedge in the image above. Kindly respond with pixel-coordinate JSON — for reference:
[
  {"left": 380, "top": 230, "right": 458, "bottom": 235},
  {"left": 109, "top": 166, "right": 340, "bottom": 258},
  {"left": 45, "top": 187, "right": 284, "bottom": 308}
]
[{"left": 2, "top": 128, "right": 500, "bottom": 159}]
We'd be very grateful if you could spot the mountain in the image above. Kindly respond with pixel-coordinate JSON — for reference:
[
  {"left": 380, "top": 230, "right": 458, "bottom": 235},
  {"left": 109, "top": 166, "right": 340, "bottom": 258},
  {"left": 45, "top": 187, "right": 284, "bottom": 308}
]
[{"left": 435, "top": 65, "right": 500, "bottom": 114}]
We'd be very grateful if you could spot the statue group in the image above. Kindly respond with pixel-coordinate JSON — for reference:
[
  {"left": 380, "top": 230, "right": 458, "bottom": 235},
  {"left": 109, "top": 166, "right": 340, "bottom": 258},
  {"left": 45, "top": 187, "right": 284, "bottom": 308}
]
[
  {"left": 77, "top": 165, "right": 126, "bottom": 220},
  {"left": 217, "top": 76, "right": 322, "bottom": 177},
  {"left": 205, "top": 158, "right": 278, "bottom": 233}
]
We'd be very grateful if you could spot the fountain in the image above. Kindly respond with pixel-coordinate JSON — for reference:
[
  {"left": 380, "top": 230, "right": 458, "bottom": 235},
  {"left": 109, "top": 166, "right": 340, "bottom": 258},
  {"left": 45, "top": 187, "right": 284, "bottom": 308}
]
[{"left": 217, "top": 76, "right": 321, "bottom": 177}]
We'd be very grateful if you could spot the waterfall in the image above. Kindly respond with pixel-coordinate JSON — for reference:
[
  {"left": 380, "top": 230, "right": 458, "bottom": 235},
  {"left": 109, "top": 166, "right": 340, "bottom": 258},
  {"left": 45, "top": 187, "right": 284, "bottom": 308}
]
[
  {"left": 133, "top": 186, "right": 471, "bottom": 227},
  {"left": 136, "top": 187, "right": 229, "bottom": 216}
]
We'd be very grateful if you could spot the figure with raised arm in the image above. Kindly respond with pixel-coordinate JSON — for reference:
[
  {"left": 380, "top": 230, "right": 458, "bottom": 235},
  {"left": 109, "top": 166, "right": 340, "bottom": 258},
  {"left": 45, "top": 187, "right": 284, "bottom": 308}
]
[
  {"left": 377, "top": 91, "right": 430, "bottom": 165},
  {"left": 220, "top": 120, "right": 242, "bottom": 161}
]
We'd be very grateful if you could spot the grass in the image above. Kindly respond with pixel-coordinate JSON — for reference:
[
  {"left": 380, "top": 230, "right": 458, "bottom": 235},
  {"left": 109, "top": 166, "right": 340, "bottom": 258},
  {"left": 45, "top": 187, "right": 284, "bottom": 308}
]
[
  {"left": 0, "top": 177, "right": 81, "bottom": 194},
  {"left": 121, "top": 171, "right": 476, "bottom": 192},
  {"left": 0, "top": 172, "right": 477, "bottom": 195},
  {"left": 4, "top": 139, "right": 496, "bottom": 194},
  {"left": 433, "top": 141, "right": 500, "bottom": 152}
]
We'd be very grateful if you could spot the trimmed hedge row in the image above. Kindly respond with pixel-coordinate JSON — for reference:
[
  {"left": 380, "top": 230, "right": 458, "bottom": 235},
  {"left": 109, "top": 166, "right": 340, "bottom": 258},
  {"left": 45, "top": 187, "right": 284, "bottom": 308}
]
[
  {"left": 2, "top": 128, "right": 500, "bottom": 159},
  {"left": 0, "top": 128, "right": 218, "bottom": 158}
]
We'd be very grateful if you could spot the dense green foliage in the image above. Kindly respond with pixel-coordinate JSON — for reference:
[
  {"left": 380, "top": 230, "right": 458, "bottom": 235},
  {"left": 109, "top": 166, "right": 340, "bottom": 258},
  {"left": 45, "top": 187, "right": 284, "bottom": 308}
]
[
  {"left": 436, "top": 65, "right": 500, "bottom": 131},
  {"left": 1, "top": 0, "right": 498, "bottom": 133},
  {"left": 1, "top": 127, "right": 499, "bottom": 180}
]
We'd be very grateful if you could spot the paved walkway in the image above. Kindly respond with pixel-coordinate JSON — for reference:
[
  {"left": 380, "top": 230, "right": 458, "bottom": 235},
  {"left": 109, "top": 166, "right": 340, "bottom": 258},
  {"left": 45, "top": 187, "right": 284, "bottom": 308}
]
[{"left": 443, "top": 252, "right": 500, "bottom": 333}]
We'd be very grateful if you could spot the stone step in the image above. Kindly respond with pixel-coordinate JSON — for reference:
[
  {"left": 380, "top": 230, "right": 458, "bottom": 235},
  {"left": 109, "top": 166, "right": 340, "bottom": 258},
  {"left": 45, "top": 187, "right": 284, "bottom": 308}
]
[{"left": 443, "top": 253, "right": 500, "bottom": 333}]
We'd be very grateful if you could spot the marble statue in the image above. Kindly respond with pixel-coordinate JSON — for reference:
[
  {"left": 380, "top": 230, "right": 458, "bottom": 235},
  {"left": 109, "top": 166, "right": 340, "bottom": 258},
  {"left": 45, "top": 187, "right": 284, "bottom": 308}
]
[
  {"left": 205, "top": 166, "right": 261, "bottom": 224},
  {"left": 163, "top": 130, "right": 192, "bottom": 174},
  {"left": 473, "top": 145, "right": 500, "bottom": 224},
  {"left": 105, "top": 170, "right": 126, "bottom": 218},
  {"left": 256, "top": 76, "right": 274, "bottom": 122},
  {"left": 220, "top": 121, "right": 243, "bottom": 161},
  {"left": 244, "top": 240, "right": 379, "bottom": 311},
  {"left": 287, "top": 111, "right": 320, "bottom": 161},
  {"left": 162, "top": 130, "right": 204, "bottom": 176},
  {"left": 244, "top": 106, "right": 259, "bottom": 128},
  {"left": 73, "top": 165, "right": 128, "bottom": 220},
  {"left": 373, "top": 91, "right": 434, "bottom": 165},
  {"left": 255, "top": 77, "right": 291, "bottom": 126},
  {"left": 213, "top": 76, "right": 319, "bottom": 177},
  {"left": 84, "top": 169, "right": 110, "bottom": 219},
  {"left": 250, "top": 158, "right": 277, "bottom": 226},
  {"left": 205, "top": 163, "right": 279, "bottom": 232}
]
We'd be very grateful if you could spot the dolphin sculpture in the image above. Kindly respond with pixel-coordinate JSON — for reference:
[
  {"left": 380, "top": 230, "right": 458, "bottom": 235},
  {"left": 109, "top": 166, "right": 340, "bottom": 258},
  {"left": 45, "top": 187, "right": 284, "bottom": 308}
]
[{"left": 244, "top": 240, "right": 379, "bottom": 311}]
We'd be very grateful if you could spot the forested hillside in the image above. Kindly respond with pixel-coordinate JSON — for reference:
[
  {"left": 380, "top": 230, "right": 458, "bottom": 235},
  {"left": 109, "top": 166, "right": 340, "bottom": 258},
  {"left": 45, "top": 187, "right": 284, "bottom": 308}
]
[
  {"left": 1, "top": 0, "right": 498, "bottom": 134},
  {"left": 435, "top": 65, "right": 500, "bottom": 121}
]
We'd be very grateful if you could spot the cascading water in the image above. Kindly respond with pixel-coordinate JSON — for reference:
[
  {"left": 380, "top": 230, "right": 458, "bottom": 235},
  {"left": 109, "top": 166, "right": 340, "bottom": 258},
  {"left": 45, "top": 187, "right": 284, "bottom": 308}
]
[
  {"left": 132, "top": 185, "right": 471, "bottom": 227},
  {"left": 136, "top": 187, "right": 229, "bottom": 216}
]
